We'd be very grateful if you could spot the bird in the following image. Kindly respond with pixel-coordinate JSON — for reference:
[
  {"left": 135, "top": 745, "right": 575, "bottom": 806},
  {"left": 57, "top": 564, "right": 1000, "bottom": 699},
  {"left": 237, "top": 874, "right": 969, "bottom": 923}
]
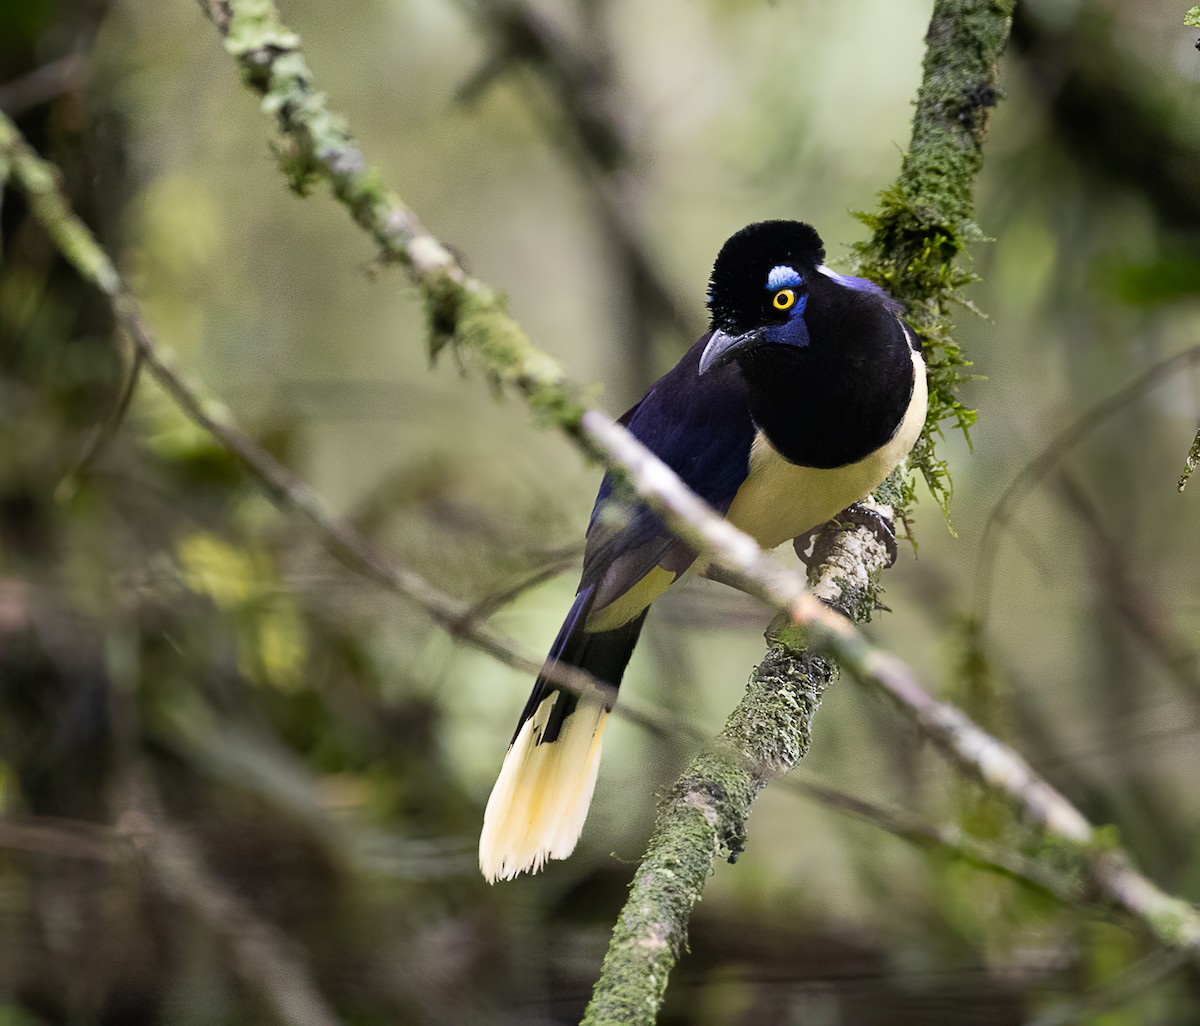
[{"left": 479, "top": 219, "right": 927, "bottom": 882}]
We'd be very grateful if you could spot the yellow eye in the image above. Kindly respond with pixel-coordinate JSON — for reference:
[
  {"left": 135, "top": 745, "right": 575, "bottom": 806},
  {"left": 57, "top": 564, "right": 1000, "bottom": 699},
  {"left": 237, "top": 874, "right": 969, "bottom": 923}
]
[{"left": 772, "top": 288, "right": 796, "bottom": 311}]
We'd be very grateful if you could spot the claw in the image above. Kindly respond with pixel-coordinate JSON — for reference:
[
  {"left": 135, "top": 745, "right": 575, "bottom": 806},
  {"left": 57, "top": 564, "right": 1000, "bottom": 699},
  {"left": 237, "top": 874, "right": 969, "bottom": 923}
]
[
  {"left": 792, "top": 503, "right": 899, "bottom": 574},
  {"left": 835, "top": 502, "right": 898, "bottom": 568}
]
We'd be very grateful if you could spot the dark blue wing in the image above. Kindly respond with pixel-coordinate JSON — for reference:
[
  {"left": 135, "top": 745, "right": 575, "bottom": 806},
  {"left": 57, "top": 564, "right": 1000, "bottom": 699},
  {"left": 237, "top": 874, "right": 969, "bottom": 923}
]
[{"left": 581, "top": 332, "right": 756, "bottom": 604}]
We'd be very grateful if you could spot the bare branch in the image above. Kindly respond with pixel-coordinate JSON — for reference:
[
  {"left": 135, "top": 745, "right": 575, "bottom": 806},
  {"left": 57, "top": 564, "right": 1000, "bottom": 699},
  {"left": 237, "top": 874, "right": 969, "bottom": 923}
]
[{"left": 0, "top": 54, "right": 89, "bottom": 116}]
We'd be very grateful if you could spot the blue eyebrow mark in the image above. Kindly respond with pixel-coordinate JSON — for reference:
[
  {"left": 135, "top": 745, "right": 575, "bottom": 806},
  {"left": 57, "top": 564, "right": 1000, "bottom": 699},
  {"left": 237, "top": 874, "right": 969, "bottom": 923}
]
[
  {"left": 766, "top": 265, "right": 803, "bottom": 290},
  {"left": 818, "top": 265, "right": 884, "bottom": 295}
]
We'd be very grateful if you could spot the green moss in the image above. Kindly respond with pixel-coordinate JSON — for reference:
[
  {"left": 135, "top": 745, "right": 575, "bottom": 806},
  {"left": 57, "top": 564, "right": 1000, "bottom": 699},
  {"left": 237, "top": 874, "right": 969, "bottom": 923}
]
[
  {"left": 853, "top": 189, "right": 984, "bottom": 523},
  {"left": 851, "top": 0, "right": 1014, "bottom": 527},
  {"left": 0, "top": 116, "right": 121, "bottom": 295},
  {"left": 1186, "top": 6, "right": 1200, "bottom": 27},
  {"left": 583, "top": 749, "right": 757, "bottom": 1026},
  {"left": 452, "top": 289, "right": 588, "bottom": 431}
]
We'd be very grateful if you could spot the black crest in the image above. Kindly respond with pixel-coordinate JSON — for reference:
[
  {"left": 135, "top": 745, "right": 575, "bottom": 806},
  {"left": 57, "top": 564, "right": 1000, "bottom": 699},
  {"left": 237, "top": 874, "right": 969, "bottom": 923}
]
[{"left": 707, "top": 220, "right": 825, "bottom": 330}]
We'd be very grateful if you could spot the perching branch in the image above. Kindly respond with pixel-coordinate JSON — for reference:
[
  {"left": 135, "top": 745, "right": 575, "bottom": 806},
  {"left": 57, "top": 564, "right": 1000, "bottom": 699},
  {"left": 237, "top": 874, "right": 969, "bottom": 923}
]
[{"left": 580, "top": 512, "right": 894, "bottom": 1025}]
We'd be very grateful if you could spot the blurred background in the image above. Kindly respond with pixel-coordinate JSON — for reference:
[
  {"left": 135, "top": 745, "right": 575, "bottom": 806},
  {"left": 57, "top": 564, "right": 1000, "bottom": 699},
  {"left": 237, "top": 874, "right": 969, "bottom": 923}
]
[{"left": 2, "top": 0, "right": 1199, "bottom": 1022}]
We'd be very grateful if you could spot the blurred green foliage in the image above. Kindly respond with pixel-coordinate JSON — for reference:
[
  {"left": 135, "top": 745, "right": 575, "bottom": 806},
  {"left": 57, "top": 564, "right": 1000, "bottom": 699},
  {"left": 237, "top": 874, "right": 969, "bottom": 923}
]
[{"left": 2, "top": 0, "right": 1200, "bottom": 1024}]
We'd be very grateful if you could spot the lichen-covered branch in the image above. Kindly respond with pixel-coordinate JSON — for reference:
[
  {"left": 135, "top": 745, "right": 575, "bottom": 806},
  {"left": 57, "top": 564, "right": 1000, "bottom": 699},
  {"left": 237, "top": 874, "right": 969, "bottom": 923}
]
[
  {"left": 582, "top": 519, "right": 890, "bottom": 1026},
  {"left": 196, "top": 0, "right": 591, "bottom": 432},
  {"left": 0, "top": 107, "right": 638, "bottom": 729},
  {"left": 1178, "top": 422, "right": 1200, "bottom": 491}
]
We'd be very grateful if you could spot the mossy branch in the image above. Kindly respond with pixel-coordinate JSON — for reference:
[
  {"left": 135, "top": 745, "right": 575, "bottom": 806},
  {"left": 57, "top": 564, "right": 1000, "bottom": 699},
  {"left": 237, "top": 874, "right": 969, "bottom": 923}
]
[
  {"left": 853, "top": 0, "right": 1015, "bottom": 519},
  {"left": 582, "top": 521, "right": 886, "bottom": 1025}
]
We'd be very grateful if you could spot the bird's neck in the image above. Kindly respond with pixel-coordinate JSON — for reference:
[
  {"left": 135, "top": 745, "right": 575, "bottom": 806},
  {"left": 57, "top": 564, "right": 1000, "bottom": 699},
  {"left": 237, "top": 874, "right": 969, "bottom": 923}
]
[{"left": 739, "top": 306, "right": 916, "bottom": 470}]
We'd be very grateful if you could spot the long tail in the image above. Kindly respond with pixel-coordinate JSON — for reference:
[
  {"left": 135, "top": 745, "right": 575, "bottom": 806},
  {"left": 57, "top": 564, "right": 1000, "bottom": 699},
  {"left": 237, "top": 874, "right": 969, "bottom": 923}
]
[{"left": 479, "top": 585, "right": 646, "bottom": 883}]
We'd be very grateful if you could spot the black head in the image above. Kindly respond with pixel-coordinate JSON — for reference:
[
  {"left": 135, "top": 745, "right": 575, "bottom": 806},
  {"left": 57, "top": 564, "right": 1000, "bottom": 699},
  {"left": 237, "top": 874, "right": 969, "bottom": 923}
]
[
  {"left": 707, "top": 220, "right": 825, "bottom": 330},
  {"left": 701, "top": 221, "right": 826, "bottom": 375}
]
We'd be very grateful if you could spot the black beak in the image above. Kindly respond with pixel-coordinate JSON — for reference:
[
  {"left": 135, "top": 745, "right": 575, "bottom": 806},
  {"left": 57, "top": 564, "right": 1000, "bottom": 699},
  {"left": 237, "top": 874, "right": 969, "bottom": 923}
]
[{"left": 698, "top": 327, "right": 765, "bottom": 375}]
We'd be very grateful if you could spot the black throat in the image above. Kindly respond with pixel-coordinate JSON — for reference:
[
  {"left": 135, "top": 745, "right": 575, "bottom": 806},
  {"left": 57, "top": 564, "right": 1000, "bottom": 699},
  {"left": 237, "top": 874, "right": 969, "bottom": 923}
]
[{"left": 735, "top": 279, "right": 916, "bottom": 470}]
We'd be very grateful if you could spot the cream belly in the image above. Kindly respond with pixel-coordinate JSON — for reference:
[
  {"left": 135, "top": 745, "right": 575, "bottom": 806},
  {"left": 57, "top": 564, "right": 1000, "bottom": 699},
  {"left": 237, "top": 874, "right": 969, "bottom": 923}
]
[
  {"left": 725, "top": 348, "right": 927, "bottom": 549},
  {"left": 587, "top": 347, "right": 926, "bottom": 630}
]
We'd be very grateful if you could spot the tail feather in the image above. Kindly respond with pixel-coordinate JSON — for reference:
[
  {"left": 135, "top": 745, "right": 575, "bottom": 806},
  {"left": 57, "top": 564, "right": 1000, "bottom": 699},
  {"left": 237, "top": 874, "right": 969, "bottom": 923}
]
[{"left": 480, "top": 587, "right": 644, "bottom": 883}]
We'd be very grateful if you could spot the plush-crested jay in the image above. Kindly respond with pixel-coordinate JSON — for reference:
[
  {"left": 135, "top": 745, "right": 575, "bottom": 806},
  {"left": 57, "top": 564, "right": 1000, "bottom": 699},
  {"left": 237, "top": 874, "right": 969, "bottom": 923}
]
[{"left": 480, "top": 220, "right": 927, "bottom": 882}]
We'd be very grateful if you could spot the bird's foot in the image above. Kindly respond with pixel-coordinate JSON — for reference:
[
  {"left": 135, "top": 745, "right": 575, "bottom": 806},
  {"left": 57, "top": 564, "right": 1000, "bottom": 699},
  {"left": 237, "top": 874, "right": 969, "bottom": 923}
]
[
  {"left": 792, "top": 503, "right": 898, "bottom": 573},
  {"left": 832, "top": 502, "right": 897, "bottom": 568}
]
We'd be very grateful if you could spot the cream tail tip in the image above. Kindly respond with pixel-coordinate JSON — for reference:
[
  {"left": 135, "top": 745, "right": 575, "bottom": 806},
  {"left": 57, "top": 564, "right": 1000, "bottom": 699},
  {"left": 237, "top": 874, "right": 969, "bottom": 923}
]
[{"left": 479, "top": 699, "right": 608, "bottom": 883}]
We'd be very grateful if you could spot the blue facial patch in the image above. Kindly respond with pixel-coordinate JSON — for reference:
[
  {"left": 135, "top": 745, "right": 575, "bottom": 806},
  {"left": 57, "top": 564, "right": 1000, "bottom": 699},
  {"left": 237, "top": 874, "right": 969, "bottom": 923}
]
[{"left": 766, "top": 265, "right": 804, "bottom": 290}]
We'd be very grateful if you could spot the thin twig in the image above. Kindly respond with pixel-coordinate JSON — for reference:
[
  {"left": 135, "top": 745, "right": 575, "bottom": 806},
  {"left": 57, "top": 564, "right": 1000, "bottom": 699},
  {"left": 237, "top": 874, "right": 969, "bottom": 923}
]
[
  {"left": 1054, "top": 470, "right": 1200, "bottom": 705},
  {"left": 783, "top": 776, "right": 1083, "bottom": 906},
  {"left": 975, "top": 346, "right": 1200, "bottom": 625},
  {"left": 0, "top": 54, "right": 89, "bottom": 116},
  {"left": 57, "top": 347, "right": 144, "bottom": 500},
  {"left": 457, "top": 0, "right": 695, "bottom": 391},
  {"left": 1023, "top": 946, "right": 1189, "bottom": 1026},
  {"left": 456, "top": 548, "right": 581, "bottom": 625}
]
